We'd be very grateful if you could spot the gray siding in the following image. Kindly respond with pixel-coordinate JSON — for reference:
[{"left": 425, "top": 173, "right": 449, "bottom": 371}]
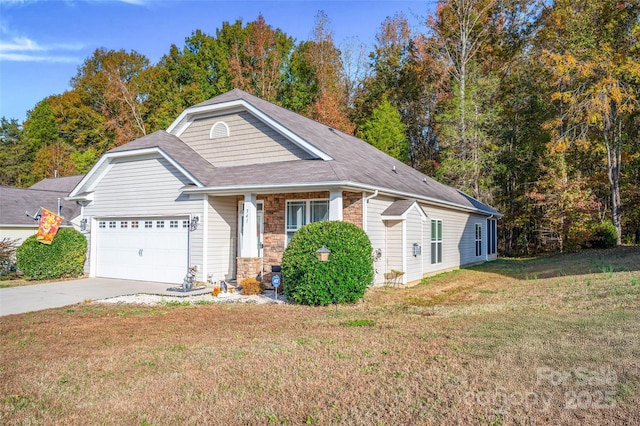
[
  {"left": 84, "top": 155, "right": 205, "bottom": 279},
  {"left": 207, "top": 196, "right": 237, "bottom": 282},
  {"left": 420, "top": 203, "right": 489, "bottom": 273},
  {"left": 385, "top": 220, "right": 403, "bottom": 275},
  {"left": 179, "top": 111, "right": 313, "bottom": 167},
  {"left": 405, "top": 208, "right": 424, "bottom": 283},
  {"left": 366, "top": 196, "right": 394, "bottom": 285}
]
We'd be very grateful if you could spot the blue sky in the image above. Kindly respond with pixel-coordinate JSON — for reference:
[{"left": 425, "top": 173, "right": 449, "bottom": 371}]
[{"left": 0, "top": 0, "right": 433, "bottom": 122}]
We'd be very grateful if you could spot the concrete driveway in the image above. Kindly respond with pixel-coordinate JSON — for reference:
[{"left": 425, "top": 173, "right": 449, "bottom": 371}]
[{"left": 0, "top": 278, "right": 210, "bottom": 316}]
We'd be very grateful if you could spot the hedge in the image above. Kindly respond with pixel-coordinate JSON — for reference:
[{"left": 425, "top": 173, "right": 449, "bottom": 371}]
[
  {"left": 282, "top": 221, "right": 373, "bottom": 305},
  {"left": 16, "top": 228, "right": 87, "bottom": 280}
]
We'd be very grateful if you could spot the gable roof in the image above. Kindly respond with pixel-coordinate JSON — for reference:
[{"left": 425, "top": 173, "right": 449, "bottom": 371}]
[
  {"left": 0, "top": 186, "right": 81, "bottom": 226},
  {"left": 29, "top": 175, "right": 84, "bottom": 192},
  {"left": 68, "top": 131, "right": 216, "bottom": 198},
  {"left": 74, "top": 89, "right": 500, "bottom": 217},
  {"left": 381, "top": 199, "right": 427, "bottom": 220},
  {"left": 178, "top": 89, "right": 500, "bottom": 216}
]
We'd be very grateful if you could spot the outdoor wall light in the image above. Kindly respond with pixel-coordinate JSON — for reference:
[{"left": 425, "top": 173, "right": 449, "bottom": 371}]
[
  {"left": 80, "top": 218, "right": 88, "bottom": 231},
  {"left": 316, "top": 245, "right": 331, "bottom": 262},
  {"left": 190, "top": 215, "right": 199, "bottom": 231}
]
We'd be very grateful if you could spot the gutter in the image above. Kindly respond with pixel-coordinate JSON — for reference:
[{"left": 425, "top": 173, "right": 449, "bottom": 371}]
[
  {"left": 182, "top": 181, "right": 502, "bottom": 218},
  {"left": 362, "top": 190, "right": 379, "bottom": 232}
]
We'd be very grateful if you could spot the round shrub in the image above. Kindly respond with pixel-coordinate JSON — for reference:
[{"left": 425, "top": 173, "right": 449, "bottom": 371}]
[
  {"left": 590, "top": 220, "right": 618, "bottom": 249},
  {"left": 16, "top": 228, "right": 87, "bottom": 280},
  {"left": 282, "top": 221, "right": 373, "bottom": 306}
]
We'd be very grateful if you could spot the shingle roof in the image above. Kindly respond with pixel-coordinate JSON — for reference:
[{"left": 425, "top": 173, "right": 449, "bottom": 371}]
[
  {"left": 29, "top": 175, "right": 85, "bottom": 192},
  {"left": 192, "top": 89, "right": 500, "bottom": 216},
  {"left": 109, "top": 89, "right": 499, "bottom": 216},
  {"left": 382, "top": 199, "right": 422, "bottom": 217},
  {"left": 108, "top": 130, "right": 216, "bottom": 185},
  {"left": 0, "top": 186, "right": 81, "bottom": 226}
]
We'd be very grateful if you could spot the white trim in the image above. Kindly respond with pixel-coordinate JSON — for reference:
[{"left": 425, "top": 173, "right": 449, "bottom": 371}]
[
  {"left": 167, "top": 99, "right": 333, "bottom": 161},
  {"left": 329, "top": 191, "right": 343, "bottom": 221},
  {"left": 241, "top": 194, "right": 258, "bottom": 258},
  {"left": 89, "top": 217, "right": 97, "bottom": 277},
  {"left": 402, "top": 219, "right": 407, "bottom": 284},
  {"left": 381, "top": 201, "right": 428, "bottom": 222},
  {"left": 475, "top": 222, "right": 483, "bottom": 257},
  {"left": 68, "top": 147, "right": 205, "bottom": 201},
  {"left": 284, "top": 198, "right": 330, "bottom": 246},
  {"left": 209, "top": 121, "right": 230, "bottom": 139},
  {"left": 202, "top": 195, "right": 209, "bottom": 280},
  {"left": 430, "top": 218, "right": 443, "bottom": 265},
  {"left": 182, "top": 181, "right": 500, "bottom": 217}
]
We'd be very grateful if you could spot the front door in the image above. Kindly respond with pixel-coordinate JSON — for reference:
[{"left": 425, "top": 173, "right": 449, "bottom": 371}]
[{"left": 238, "top": 201, "right": 264, "bottom": 257}]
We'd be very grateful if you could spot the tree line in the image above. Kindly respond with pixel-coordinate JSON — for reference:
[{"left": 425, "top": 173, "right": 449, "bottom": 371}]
[{"left": 1, "top": 0, "right": 639, "bottom": 254}]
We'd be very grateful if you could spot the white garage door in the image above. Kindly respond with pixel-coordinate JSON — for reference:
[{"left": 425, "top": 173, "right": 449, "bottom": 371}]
[{"left": 95, "top": 217, "right": 189, "bottom": 284}]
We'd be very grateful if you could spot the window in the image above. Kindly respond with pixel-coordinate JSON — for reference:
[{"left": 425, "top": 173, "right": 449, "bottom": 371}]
[
  {"left": 487, "top": 218, "right": 497, "bottom": 255},
  {"left": 120, "top": 221, "right": 128, "bottom": 228},
  {"left": 286, "top": 199, "right": 329, "bottom": 242},
  {"left": 99, "top": 221, "right": 106, "bottom": 229},
  {"left": 170, "top": 220, "right": 178, "bottom": 228},
  {"left": 156, "top": 220, "right": 165, "bottom": 228},
  {"left": 145, "top": 221, "right": 153, "bottom": 228},
  {"left": 182, "top": 220, "right": 190, "bottom": 228},
  {"left": 475, "top": 224, "right": 482, "bottom": 257},
  {"left": 209, "top": 121, "right": 230, "bottom": 139},
  {"left": 131, "top": 221, "right": 139, "bottom": 229},
  {"left": 109, "top": 221, "right": 116, "bottom": 229},
  {"left": 431, "top": 219, "right": 442, "bottom": 264}
]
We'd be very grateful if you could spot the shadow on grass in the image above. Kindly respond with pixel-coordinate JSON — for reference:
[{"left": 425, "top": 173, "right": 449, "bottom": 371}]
[{"left": 468, "top": 246, "right": 640, "bottom": 280}]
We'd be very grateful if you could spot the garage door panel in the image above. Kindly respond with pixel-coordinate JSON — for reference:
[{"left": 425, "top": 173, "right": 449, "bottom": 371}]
[{"left": 96, "top": 217, "right": 188, "bottom": 284}]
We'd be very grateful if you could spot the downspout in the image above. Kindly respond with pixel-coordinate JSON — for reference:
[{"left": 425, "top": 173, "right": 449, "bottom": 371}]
[{"left": 362, "top": 190, "right": 379, "bottom": 232}]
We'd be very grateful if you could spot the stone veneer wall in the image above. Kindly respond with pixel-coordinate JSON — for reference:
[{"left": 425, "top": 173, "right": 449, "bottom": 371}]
[
  {"left": 235, "top": 191, "right": 364, "bottom": 287},
  {"left": 342, "top": 191, "right": 363, "bottom": 228}
]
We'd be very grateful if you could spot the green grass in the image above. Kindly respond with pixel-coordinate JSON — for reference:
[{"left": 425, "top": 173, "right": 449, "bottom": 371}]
[{"left": 1, "top": 247, "right": 638, "bottom": 425}]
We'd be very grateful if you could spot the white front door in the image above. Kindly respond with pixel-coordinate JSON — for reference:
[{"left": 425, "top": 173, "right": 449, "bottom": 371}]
[
  {"left": 238, "top": 201, "right": 264, "bottom": 257},
  {"left": 95, "top": 217, "right": 189, "bottom": 283}
]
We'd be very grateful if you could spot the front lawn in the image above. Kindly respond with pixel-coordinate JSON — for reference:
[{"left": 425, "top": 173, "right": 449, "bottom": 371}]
[{"left": 1, "top": 248, "right": 638, "bottom": 424}]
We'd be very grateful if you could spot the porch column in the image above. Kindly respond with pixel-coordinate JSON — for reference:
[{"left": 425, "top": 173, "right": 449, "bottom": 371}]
[
  {"left": 241, "top": 193, "right": 258, "bottom": 257},
  {"left": 329, "top": 190, "right": 343, "bottom": 221}
]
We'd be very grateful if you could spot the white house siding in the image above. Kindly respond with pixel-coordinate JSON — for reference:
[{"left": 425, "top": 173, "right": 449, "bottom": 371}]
[
  {"left": 385, "top": 220, "right": 403, "bottom": 276},
  {"left": 419, "top": 203, "right": 492, "bottom": 274},
  {"left": 83, "top": 155, "right": 205, "bottom": 280},
  {"left": 366, "top": 196, "right": 394, "bottom": 285},
  {"left": 0, "top": 226, "right": 38, "bottom": 245},
  {"left": 179, "top": 111, "right": 313, "bottom": 167},
  {"left": 207, "top": 196, "right": 237, "bottom": 282},
  {"left": 405, "top": 208, "right": 424, "bottom": 283}
]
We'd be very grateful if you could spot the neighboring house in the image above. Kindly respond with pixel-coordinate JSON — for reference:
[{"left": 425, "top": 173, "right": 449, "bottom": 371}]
[
  {"left": 68, "top": 89, "right": 500, "bottom": 286},
  {"left": 0, "top": 175, "right": 84, "bottom": 245}
]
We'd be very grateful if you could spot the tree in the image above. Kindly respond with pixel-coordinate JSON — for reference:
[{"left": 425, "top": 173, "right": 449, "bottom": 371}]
[
  {"left": 0, "top": 117, "right": 28, "bottom": 186},
  {"left": 537, "top": 0, "right": 640, "bottom": 244},
  {"left": 359, "top": 96, "right": 409, "bottom": 161},
  {"left": 71, "top": 48, "right": 151, "bottom": 148},
  {"left": 228, "top": 15, "right": 294, "bottom": 102}
]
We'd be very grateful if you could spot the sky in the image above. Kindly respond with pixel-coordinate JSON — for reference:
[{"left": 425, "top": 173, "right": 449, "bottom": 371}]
[{"left": 0, "top": 0, "right": 434, "bottom": 122}]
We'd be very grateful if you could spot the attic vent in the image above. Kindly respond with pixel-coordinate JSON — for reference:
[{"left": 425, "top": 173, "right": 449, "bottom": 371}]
[{"left": 209, "top": 121, "right": 230, "bottom": 139}]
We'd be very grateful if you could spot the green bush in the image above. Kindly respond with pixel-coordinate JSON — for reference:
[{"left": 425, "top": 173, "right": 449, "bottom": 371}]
[
  {"left": 16, "top": 228, "right": 87, "bottom": 279},
  {"left": 590, "top": 221, "right": 618, "bottom": 249},
  {"left": 282, "top": 221, "right": 373, "bottom": 306}
]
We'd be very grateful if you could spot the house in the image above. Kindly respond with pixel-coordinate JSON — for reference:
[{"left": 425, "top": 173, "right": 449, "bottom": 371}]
[
  {"left": 67, "top": 89, "right": 500, "bottom": 286},
  {"left": 0, "top": 175, "right": 84, "bottom": 245}
]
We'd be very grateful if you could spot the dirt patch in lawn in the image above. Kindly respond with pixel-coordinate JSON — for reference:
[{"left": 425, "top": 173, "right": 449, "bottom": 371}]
[{"left": 1, "top": 248, "right": 639, "bottom": 425}]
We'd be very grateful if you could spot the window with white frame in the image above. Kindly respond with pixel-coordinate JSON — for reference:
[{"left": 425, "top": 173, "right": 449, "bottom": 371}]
[
  {"left": 286, "top": 199, "right": 329, "bottom": 242},
  {"left": 209, "top": 121, "right": 230, "bottom": 139},
  {"left": 431, "top": 219, "right": 442, "bottom": 264},
  {"left": 487, "top": 218, "right": 497, "bottom": 255},
  {"left": 475, "top": 223, "right": 482, "bottom": 257}
]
